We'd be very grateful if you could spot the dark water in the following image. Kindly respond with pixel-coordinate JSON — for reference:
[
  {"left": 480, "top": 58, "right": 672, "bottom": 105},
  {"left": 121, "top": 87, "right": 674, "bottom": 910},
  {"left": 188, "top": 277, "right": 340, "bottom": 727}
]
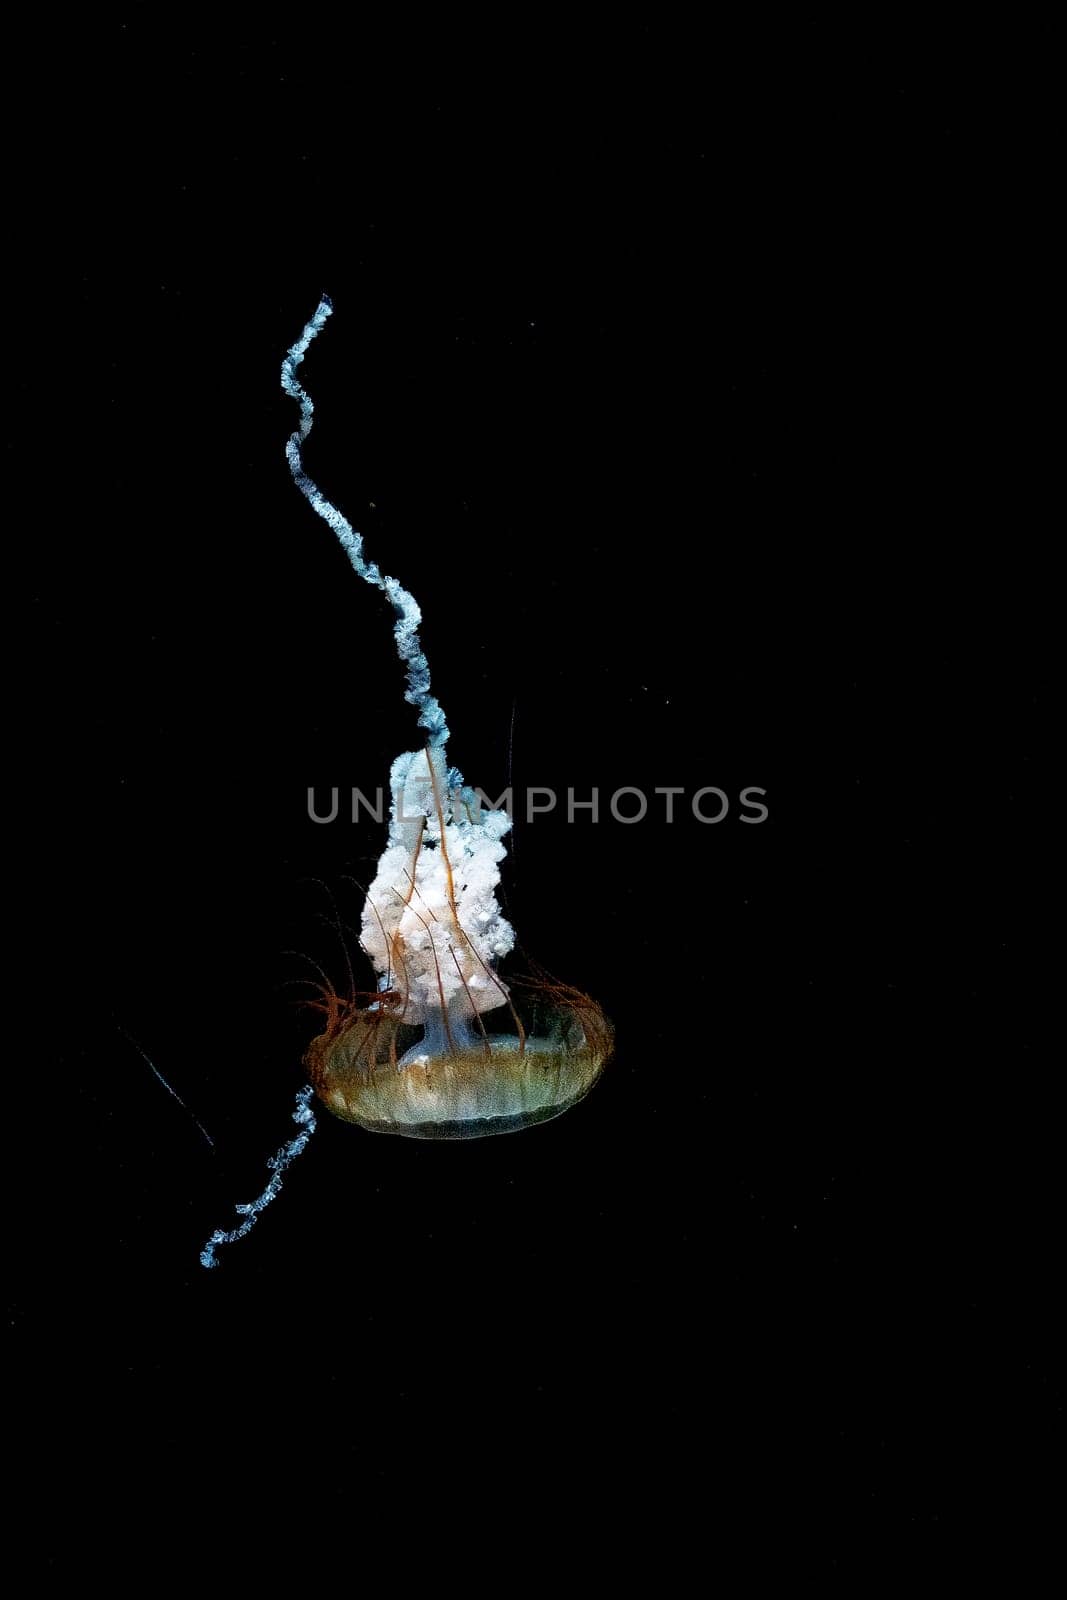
[{"left": 12, "top": 14, "right": 1050, "bottom": 1582}]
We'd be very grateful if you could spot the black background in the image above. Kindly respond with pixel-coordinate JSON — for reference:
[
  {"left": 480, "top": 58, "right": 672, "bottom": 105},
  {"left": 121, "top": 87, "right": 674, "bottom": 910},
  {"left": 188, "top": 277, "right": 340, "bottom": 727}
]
[{"left": 10, "top": 12, "right": 1053, "bottom": 1581}]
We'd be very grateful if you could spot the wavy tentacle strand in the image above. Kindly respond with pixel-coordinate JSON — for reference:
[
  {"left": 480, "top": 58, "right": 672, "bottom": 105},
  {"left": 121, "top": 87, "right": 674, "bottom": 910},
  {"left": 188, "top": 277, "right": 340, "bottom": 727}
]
[
  {"left": 199, "top": 1086, "right": 317, "bottom": 1269},
  {"left": 280, "top": 295, "right": 449, "bottom": 746}
]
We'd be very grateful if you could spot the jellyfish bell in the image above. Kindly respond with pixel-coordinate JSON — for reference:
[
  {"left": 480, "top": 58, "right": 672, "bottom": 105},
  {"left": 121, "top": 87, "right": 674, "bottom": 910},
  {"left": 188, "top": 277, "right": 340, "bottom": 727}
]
[
  {"left": 304, "top": 746, "right": 612, "bottom": 1138},
  {"left": 307, "top": 990, "right": 611, "bottom": 1140}
]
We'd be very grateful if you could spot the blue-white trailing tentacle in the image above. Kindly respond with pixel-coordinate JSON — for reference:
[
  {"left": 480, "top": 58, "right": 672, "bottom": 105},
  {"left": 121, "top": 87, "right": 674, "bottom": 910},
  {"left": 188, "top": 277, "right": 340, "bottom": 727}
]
[
  {"left": 199, "top": 1086, "right": 317, "bottom": 1269},
  {"left": 281, "top": 295, "right": 449, "bottom": 746}
]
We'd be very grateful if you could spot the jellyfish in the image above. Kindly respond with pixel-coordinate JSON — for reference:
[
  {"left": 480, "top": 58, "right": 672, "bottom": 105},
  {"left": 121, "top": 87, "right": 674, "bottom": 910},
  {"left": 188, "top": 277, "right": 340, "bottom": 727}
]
[{"left": 201, "top": 297, "right": 611, "bottom": 1267}]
